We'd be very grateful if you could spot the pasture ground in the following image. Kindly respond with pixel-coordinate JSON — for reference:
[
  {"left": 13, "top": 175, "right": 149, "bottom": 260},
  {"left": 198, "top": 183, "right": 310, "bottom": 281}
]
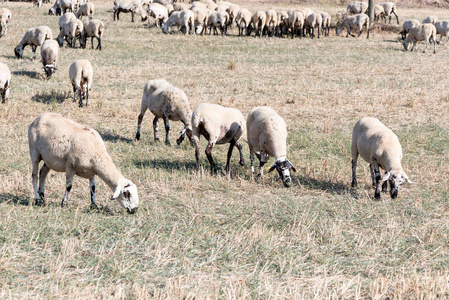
[{"left": 1, "top": 1, "right": 449, "bottom": 298}]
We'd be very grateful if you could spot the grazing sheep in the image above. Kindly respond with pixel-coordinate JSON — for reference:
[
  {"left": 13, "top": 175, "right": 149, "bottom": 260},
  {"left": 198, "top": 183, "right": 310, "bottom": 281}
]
[
  {"left": 49, "top": 0, "right": 75, "bottom": 15},
  {"left": 28, "top": 112, "right": 139, "bottom": 213},
  {"left": 265, "top": 9, "right": 278, "bottom": 37},
  {"left": 288, "top": 10, "right": 304, "bottom": 39},
  {"left": 82, "top": 19, "right": 104, "bottom": 50},
  {"left": 236, "top": 8, "right": 251, "bottom": 36},
  {"left": 226, "top": 3, "right": 240, "bottom": 28},
  {"left": 69, "top": 59, "right": 93, "bottom": 107},
  {"left": 252, "top": 10, "right": 266, "bottom": 37},
  {"left": 247, "top": 106, "right": 296, "bottom": 188},
  {"left": 57, "top": 18, "right": 84, "bottom": 48},
  {"left": 40, "top": 40, "right": 59, "bottom": 79},
  {"left": 58, "top": 12, "right": 77, "bottom": 30},
  {"left": 373, "top": 4, "right": 385, "bottom": 22},
  {"left": 34, "top": 0, "right": 43, "bottom": 7},
  {"left": 135, "top": 79, "right": 192, "bottom": 145},
  {"left": 161, "top": 10, "right": 194, "bottom": 34},
  {"left": 277, "top": 10, "right": 289, "bottom": 36},
  {"left": 347, "top": 1, "right": 367, "bottom": 15},
  {"left": 403, "top": 23, "right": 437, "bottom": 53},
  {"left": 191, "top": 103, "right": 246, "bottom": 172},
  {"left": 434, "top": 21, "right": 449, "bottom": 45},
  {"left": 0, "top": 63, "right": 10, "bottom": 103},
  {"left": 377, "top": 2, "right": 399, "bottom": 24},
  {"left": 113, "top": 0, "right": 148, "bottom": 22},
  {"left": 351, "top": 117, "right": 411, "bottom": 199},
  {"left": 0, "top": 8, "right": 12, "bottom": 37},
  {"left": 191, "top": 7, "right": 208, "bottom": 34},
  {"left": 206, "top": 10, "right": 229, "bottom": 35},
  {"left": 76, "top": 2, "right": 95, "bottom": 20},
  {"left": 317, "top": 10, "right": 330, "bottom": 36},
  {"left": 336, "top": 13, "right": 369, "bottom": 39},
  {"left": 173, "top": 2, "right": 189, "bottom": 11},
  {"left": 14, "top": 26, "right": 52, "bottom": 59},
  {"left": 423, "top": 16, "right": 438, "bottom": 25},
  {"left": 147, "top": 2, "right": 168, "bottom": 27},
  {"left": 305, "top": 11, "right": 322, "bottom": 38},
  {"left": 166, "top": 3, "right": 174, "bottom": 15},
  {"left": 399, "top": 19, "right": 419, "bottom": 40}
]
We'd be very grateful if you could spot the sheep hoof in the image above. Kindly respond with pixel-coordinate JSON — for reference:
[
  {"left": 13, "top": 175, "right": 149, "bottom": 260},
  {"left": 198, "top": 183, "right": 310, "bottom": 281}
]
[
  {"left": 90, "top": 203, "right": 99, "bottom": 211},
  {"left": 35, "top": 198, "right": 45, "bottom": 206},
  {"left": 165, "top": 140, "right": 171, "bottom": 146},
  {"left": 135, "top": 133, "right": 140, "bottom": 141},
  {"left": 239, "top": 160, "right": 245, "bottom": 167},
  {"left": 374, "top": 192, "right": 381, "bottom": 200}
]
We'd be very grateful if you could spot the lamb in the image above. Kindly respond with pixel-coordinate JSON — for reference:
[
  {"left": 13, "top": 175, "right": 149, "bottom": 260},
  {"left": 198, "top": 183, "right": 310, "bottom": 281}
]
[
  {"left": 434, "top": 21, "right": 449, "bottom": 45},
  {"left": 82, "top": 19, "right": 104, "bottom": 50},
  {"left": 57, "top": 18, "right": 84, "bottom": 48},
  {"left": 403, "top": 23, "right": 436, "bottom": 53},
  {"left": 76, "top": 2, "right": 95, "bottom": 20},
  {"left": 377, "top": 2, "right": 399, "bottom": 24},
  {"left": 49, "top": 0, "right": 75, "bottom": 15},
  {"left": 351, "top": 117, "right": 411, "bottom": 199},
  {"left": 235, "top": 8, "right": 251, "bottom": 36},
  {"left": 206, "top": 10, "right": 229, "bottom": 35},
  {"left": 191, "top": 103, "right": 246, "bottom": 172},
  {"left": 288, "top": 10, "right": 304, "bottom": 39},
  {"left": 161, "top": 10, "right": 194, "bottom": 35},
  {"left": 305, "top": 11, "right": 322, "bottom": 38},
  {"left": 336, "top": 13, "right": 370, "bottom": 39},
  {"left": 0, "top": 8, "right": 12, "bottom": 37},
  {"left": 135, "top": 79, "right": 193, "bottom": 145},
  {"left": 113, "top": 0, "right": 148, "bottom": 22},
  {"left": 265, "top": 9, "right": 278, "bottom": 37},
  {"left": 69, "top": 59, "right": 93, "bottom": 107},
  {"left": 346, "top": 1, "right": 367, "bottom": 15},
  {"left": 252, "top": 10, "right": 266, "bottom": 37},
  {"left": 423, "top": 16, "right": 438, "bottom": 25},
  {"left": 147, "top": 2, "right": 168, "bottom": 27},
  {"left": 28, "top": 112, "right": 139, "bottom": 213},
  {"left": 246, "top": 106, "right": 296, "bottom": 188},
  {"left": 0, "top": 63, "right": 10, "bottom": 103},
  {"left": 317, "top": 10, "right": 330, "bottom": 36},
  {"left": 399, "top": 19, "right": 419, "bottom": 40},
  {"left": 14, "top": 26, "right": 52, "bottom": 59},
  {"left": 40, "top": 40, "right": 59, "bottom": 79}
]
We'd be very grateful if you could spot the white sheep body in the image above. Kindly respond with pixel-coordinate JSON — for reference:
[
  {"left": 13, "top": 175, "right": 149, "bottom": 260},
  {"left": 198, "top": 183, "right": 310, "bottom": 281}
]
[
  {"left": 113, "top": 0, "right": 148, "bottom": 22},
  {"left": 14, "top": 26, "right": 52, "bottom": 59},
  {"left": 265, "top": 10, "right": 278, "bottom": 36},
  {"left": 252, "top": 10, "right": 266, "bottom": 37},
  {"left": 28, "top": 112, "right": 139, "bottom": 213},
  {"left": 423, "top": 16, "right": 438, "bottom": 25},
  {"left": 400, "top": 19, "right": 420, "bottom": 40},
  {"left": 347, "top": 1, "right": 367, "bottom": 14},
  {"left": 403, "top": 23, "right": 436, "bottom": 53},
  {"left": 57, "top": 18, "right": 84, "bottom": 48},
  {"left": 191, "top": 7, "right": 208, "bottom": 34},
  {"left": 162, "top": 10, "right": 194, "bottom": 35},
  {"left": 0, "top": 8, "right": 12, "bottom": 36},
  {"left": 378, "top": 2, "right": 399, "bottom": 24},
  {"left": 76, "top": 2, "right": 95, "bottom": 20},
  {"left": 49, "top": 0, "right": 75, "bottom": 15},
  {"left": 317, "top": 10, "right": 330, "bottom": 36},
  {"left": 235, "top": 8, "right": 251, "bottom": 36},
  {"left": 306, "top": 11, "right": 322, "bottom": 38},
  {"left": 83, "top": 19, "right": 104, "bottom": 50},
  {"left": 0, "top": 63, "right": 10, "bottom": 103},
  {"left": 336, "top": 13, "right": 369, "bottom": 39},
  {"left": 434, "top": 20, "right": 449, "bottom": 45},
  {"left": 147, "top": 3, "right": 168, "bottom": 27},
  {"left": 58, "top": 12, "right": 77, "bottom": 29},
  {"left": 288, "top": 10, "right": 304, "bottom": 39},
  {"left": 40, "top": 40, "right": 60, "bottom": 78},
  {"left": 206, "top": 10, "right": 229, "bottom": 35},
  {"left": 69, "top": 59, "right": 93, "bottom": 107}
]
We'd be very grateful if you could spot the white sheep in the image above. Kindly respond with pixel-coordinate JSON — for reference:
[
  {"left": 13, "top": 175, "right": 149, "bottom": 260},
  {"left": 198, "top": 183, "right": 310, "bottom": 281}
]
[
  {"left": 265, "top": 9, "right": 278, "bottom": 37},
  {"left": 336, "top": 13, "right": 370, "bottom": 39},
  {"left": 288, "top": 10, "right": 304, "bottom": 39},
  {"left": 191, "top": 103, "right": 246, "bottom": 172},
  {"left": 206, "top": 10, "right": 229, "bottom": 35},
  {"left": 377, "top": 2, "right": 399, "bottom": 24},
  {"left": 351, "top": 117, "right": 411, "bottom": 199},
  {"left": 317, "top": 10, "right": 330, "bottom": 36},
  {"left": 173, "top": 2, "right": 189, "bottom": 11},
  {"left": 277, "top": 10, "right": 289, "bottom": 37},
  {"left": 399, "top": 19, "right": 419, "bottom": 40},
  {"left": 0, "top": 8, "right": 12, "bottom": 37},
  {"left": 147, "top": 2, "right": 168, "bottom": 27},
  {"left": 235, "top": 8, "right": 251, "bottom": 36},
  {"left": 247, "top": 106, "right": 296, "bottom": 187},
  {"left": 252, "top": 10, "right": 266, "bottom": 37},
  {"left": 423, "top": 16, "right": 438, "bottom": 25},
  {"left": 69, "top": 59, "right": 93, "bottom": 107},
  {"left": 49, "top": 0, "right": 75, "bottom": 15},
  {"left": 57, "top": 18, "right": 84, "bottom": 48},
  {"left": 402, "top": 23, "right": 436, "bottom": 53},
  {"left": 14, "top": 26, "right": 53, "bottom": 59},
  {"left": 58, "top": 12, "right": 77, "bottom": 30},
  {"left": 40, "top": 40, "right": 59, "bottom": 79},
  {"left": 434, "top": 21, "right": 449, "bottom": 45},
  {"left": 306, "top": 11, "right": 322, "bottom": 38},
  {"left": 225, "top": 3, "right": 240, "bottom": 28},
  {"left": 162, "top": 10, "right": 194, "bottom": 35},
  {"left": 82, "top": 19, "right": 104, "bottom": 50},
  {"left": 373, "top": 4, "right": 385, "bottom": 22},
  {"left": 346, "top": 1, "right": 367, "bottom": 15},
  {"left": 135, "top": 79, "right": 193, "bottom": 145},
  {"left": 28, "top": 112, "right": 139, "bottom": 213},
  {"left": 191, "top": 7, "right": 208, "bottom": 34},
  {"left": 113, "top": 0, "right": 148, "bottom": 22},
  {"left": 0, "top": 62, "right": 10, "bottom": 103},
  {"left": 76, "top": 2, "right": 95, "bottom": 20}
]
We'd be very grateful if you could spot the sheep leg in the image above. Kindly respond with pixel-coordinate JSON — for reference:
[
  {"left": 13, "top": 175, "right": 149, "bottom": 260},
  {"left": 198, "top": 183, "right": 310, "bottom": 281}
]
[
  {"left": 205, "top": 142, "right": 216, "bottom": 172},
  {"left": 86, "top": 86, "right": 89, "bottom": 107},
  {"left": 258, "top": 153, "right": 267, "bottom": 177},
  {"left": 372, "top": 163, "right": 382, "bottom": 199},
  {"left": 382, "top": 177, "right": 388, "bottom": 193},
  {"left": 62, "top": 169, "right": 75, "bottom": 207},
  {"left": 225, "top": 140, "right": 235, "bottom": 172},
  {"left": 135, "top": 106, "right": 147, "bottom": 141},
  {"left": 1, "top": 89, "right": 5, "bottom": 103},
  {"left": 163, "top": 115, "right": 170, "bottom": 145},
  {"left": 369, "top": 163, "right": 375, "bottom": 186},
  {"left": 31, "top": 152, "right": 43, "bottom": 205},
  {"left": 37, "top": 163, "right": 50, "bottom": 204},
  {"left": 131, "top": 11, "right": 134, "bottom": 22},
  {"left": 89, "top": 176, "right": 98, "bottom": 209},
  {"left": 194, "top": 135, "right": 201, "bottom": 169},
  {"left": 351, "top": 158, "right": 358, "bottom": 188},
  {"left": 152, "top": 116, "right": 161, "bottom": 142},
  {"left": 393, "top": 12, "right": 399, "bottom": 25},
  {"left": 91, "top": 37, "right": 94, "bottom": 49},
  {"left": 423, "top": 40, "right": 429, "bottom": 53},
  {"left": 249, "top": 148, "right": 255, "bottom": 173},
  {"left": 78, "top": 87, "right": 83, "bottom": 107},
  {"left": 98, "top": 37, "right": 102, "bottom": 50},
  {"left": 235, "top": 141, "right": 245, "bottom": 166},
  {"left": 32, "top": 46, "right": 37, "bottom": 59},
  {"left": 72, "top": 85, "right": 77, "bottom": 102}
]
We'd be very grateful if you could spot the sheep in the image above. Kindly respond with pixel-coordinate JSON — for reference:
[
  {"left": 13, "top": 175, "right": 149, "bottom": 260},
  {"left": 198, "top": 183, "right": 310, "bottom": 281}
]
[
  {"left": 277, "top": 10, "right": 289, "bottom": 37},
  {"left": 147, "top": 3, "right": 168, "bottom": 27},
  {"left": 173, "top": 2, "right": 189, "bottom": 11},
  {"left": 206, "top": 10, "right": 229, "bottom": 35},
  {"left": 305, "top": 11, "right": 322, "bottom": 38},
  {"left": 69, "top": 59, "right": 93, "bottom": 107},
  {"left": 40, "top": 40, "right": 59, "bottom": 79},
  {"left": 113, "top": 0, "right": 148, "bottom": 22},
  {"left": 14, "top": 26, "right": 52, "bottom": 59},
  {"left": 76, "top": 2, "right": 95, "bottom": 20},
  {"left": 28, "top": 112, "right": 139, "bottom": 213},
  {"left": 57, "top": 18, "right": 84, "bottom": 48},
  {"left": 434, "top": 21, "right": 449, "bottom": 45},
  {"left": 0, "top": 8, "right": 12, "bottom": 37},
  {"left": 347, "top": 1, "right": 367, "bottom": 15},
  {"left": 403, "top": 23, "right": 437, "bottom": 53},
  {"left": 288, "top": 10, "right": 304, "bottom": 39},
  {"left": 161, "top": 10, "right": 194, "bottom": 35},
  {"left": 423, "top": 16, "right": 438, "bottom": 25},
  {"left": 225, "top": 3, "right": 240, "bottom": 28},
  {"left": 265, "top": 9, "right": 278, "bottom": 37},
  {"left": 336, "top": 13, "right": 370, "bottom": 39},
  {"left": 191, "top": 7, "right": 208, "bottom": 34},
  {"left": 317, "top": 10, "right": 330, "bottom": 36},
  {"left": 252, "top": 11, "right": 266, "bottom": 37},
  {"left": 166, "top": 3, "right": 174, "bottom": 15},
  {"left": 191, "top": 103, "right": 246, "bottom": 172},
  {"left": 49, "top": 0, "right": 75, "bottom": 15},
  {"left": 351, "top": 117, "right": 411, "bottom": 200},
  {"left": 399, "top": 19, "right": 419, "bottom": 40},
  {"left": 247, "top": 106, "right": 296, "bottom": 188},
  {"left": 235, "top": 8, "right": 251, "bottom": 36},
  {"left": 58, "top": 12, "right": 77, "bottom": 30},
  {"left": 34, "top": 0, "right": 43, "bottom": 7},
  {"left": 377, "top": 2, "right": 399, "bottom": 24},
  {"left": 82, "top": 19, "right": 104, "bottom": 50},
  {"left": 0, "top": 63, "right": 10, "bottom": 104},
  {"left": 135, "top": 79, "right": 192, "bottom": 145}
]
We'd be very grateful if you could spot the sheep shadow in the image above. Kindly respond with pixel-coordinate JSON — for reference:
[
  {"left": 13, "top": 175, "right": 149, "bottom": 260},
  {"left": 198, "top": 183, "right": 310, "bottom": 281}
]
[
  {"left": 297, "top": 176, "right": 349, "bottom": 195},
  {"left": 99, "top": 130, "right": 133, "bottom": 144},
  {"left": 31, "top": 90, "right": 69, "bottom": 104},
  {"left": 12, "top": 70, "right": 40, "bottom": 79},
  {"left": 0, "top": 193, "right": 30, "bottom": 206},
  {"left": 134, "top": 158, "right": 197, "bottom": 171}
]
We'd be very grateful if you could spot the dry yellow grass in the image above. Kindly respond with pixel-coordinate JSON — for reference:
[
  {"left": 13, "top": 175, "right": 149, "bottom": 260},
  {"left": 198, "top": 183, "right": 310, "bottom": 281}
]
[{"left": 0, "top": 0, "right": 449, "bottom": 298}]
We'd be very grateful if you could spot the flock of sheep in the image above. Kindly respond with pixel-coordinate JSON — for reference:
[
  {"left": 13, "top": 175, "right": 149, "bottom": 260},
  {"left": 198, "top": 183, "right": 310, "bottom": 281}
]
[{"left": 0, "top": 0, "right": 426, "bottom": 213}]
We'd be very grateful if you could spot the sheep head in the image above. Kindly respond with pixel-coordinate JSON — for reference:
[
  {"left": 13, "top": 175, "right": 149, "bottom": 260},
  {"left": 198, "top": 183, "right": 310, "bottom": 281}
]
[
  {"left": 14, "top": 46, "right": 23, "bottom": 59},
  {"left": 111, "top": 180, "right": 139, "bottom": 214},
  {"left": 268, "top": 158, "right": 296, "bottom": 188},
  {"left": 43, "top": 64, "right": 57, "bottom": 79},
  {"left": 380, "top": 170, "right": 412, "bottom": 199}
]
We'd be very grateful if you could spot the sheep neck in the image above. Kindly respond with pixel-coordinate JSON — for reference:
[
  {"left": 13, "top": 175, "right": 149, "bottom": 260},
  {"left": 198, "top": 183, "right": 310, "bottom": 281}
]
[{"left": 94, "top": 156, "right": 124, "bottom": 191}]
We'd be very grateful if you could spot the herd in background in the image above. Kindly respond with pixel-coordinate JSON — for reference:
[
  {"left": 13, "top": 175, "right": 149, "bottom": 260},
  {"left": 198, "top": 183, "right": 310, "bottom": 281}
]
[{"left": 0, "top": 0, "right": 431, "bottom": 212}]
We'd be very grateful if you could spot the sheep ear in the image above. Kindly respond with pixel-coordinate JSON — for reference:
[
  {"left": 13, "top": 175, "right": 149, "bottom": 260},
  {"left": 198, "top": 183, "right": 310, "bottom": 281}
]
[
  {"left": 268, "top": 163, "right": 277, "bottom": 173},
  {"left": 111, "top": 184, "right": 123, "bottom": 200},
  {"left": 288, "top": 160, "right": 296, "bottom": 172},
  {"left": 380, "top": 172, "right": 390, "bottom": 183}
]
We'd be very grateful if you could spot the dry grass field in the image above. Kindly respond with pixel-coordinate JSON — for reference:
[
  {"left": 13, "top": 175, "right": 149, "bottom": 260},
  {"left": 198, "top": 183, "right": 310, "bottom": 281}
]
[{"left": 1, "top": 0, "right": 449, "bottom": 298}]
